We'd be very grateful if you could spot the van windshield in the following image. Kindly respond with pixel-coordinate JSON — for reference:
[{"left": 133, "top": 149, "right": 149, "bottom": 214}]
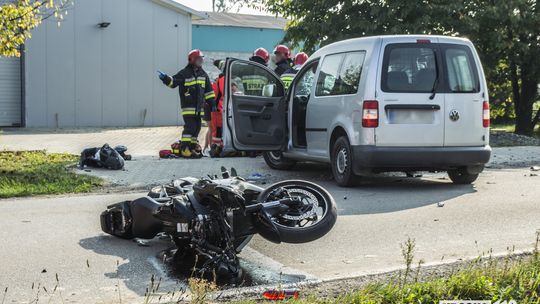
[{"left": 381, "top": 43, "right": 480, "bottom": 94}]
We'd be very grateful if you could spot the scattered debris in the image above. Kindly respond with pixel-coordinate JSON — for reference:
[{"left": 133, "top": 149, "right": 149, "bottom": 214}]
[
  {"left": 134, "top": 239, "right": 150, "bottom": 247},
  {"left": 262, "top": 289, "right": 299, "bottom": 300},
  {"left": 531, "top": 166, "right": 540, "bottom": 171},
  {"left": 41, "top": 269, "right": 47, "bottom": 273},
  {"left": 486, "top": 181, "right": 496, "bottom": 184},
  {"left": 437, "top": 202, "right": 445, "bottom": 208},
  {"left": 343, "top": 196, "right": 348, "bottom": 200}
]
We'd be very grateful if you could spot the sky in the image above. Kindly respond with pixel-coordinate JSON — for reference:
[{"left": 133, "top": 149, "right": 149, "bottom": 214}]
[{"left": 174, "top": 0, "right": 269, "bottom": 15}]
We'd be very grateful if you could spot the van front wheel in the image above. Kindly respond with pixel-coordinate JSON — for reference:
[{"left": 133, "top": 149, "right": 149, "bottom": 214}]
[
  {"left": 448, "top": 169, "right": 479, "bottom": 184},
  {"left": 263, "top": 151, "right": 297, "bottom": 170},
  {"left": 331, "top": 136, "right": 357, "bottom": 187}
]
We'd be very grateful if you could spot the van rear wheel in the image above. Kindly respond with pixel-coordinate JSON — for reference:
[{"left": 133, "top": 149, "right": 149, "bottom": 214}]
[
  {"left": 263, "top": 151, "right": 297, "bottom": 170},
  {"left": 331, "top": 136, "right": 357, "bottom": 187},
  {"left": 448, "top": 169, "right": 479, "bottom": 184}
]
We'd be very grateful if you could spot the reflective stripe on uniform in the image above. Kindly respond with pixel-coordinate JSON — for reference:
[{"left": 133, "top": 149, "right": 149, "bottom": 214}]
[
  {"left": 185, "top": 77, "right": 206, "bottom": 87},
  {"left": 204, "top": 91, "right": 215, "bottom": 100},
  {"left": 167, "top": 77, "right": 175, "bottom": 88},
  {"left": 182, "top": 107, "right": 196, "bottom": 115},
  {"left": 281, "top": 73, "right": 295, "bottom": 89}
]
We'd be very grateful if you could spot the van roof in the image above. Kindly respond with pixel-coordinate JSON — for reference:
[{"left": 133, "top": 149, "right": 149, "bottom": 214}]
[{"left": 310, "top": 35, "right": 472, "bottom": 60}]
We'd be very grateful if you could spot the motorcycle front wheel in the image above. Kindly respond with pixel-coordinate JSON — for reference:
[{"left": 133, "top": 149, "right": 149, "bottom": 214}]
[{"left": 257, "top": 180, "right": 337, "bottom": 244}]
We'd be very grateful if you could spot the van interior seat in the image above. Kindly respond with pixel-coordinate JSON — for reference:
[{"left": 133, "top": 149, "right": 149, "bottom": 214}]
[
  {"left": 414, "top": 68, "right": 436, "bottom": 91},
  {"left": 387, "top": 71, "right": 410, "bottom": 91}
]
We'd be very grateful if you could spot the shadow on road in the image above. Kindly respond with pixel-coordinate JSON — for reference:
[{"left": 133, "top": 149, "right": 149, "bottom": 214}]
[
  {"left": 79, "top": 235, "right": 175, "bottom": 297},
  {"left": 266, "top": 162, "right": 476, "bottom": 216}
]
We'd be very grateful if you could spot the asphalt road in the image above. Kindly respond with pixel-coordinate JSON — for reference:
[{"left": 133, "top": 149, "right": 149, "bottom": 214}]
[{"left": 0, "top": 167, "right": 539, "bottom": 303}]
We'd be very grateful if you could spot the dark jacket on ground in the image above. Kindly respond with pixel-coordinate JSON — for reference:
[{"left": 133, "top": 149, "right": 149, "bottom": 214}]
[{"left": 164, "top": 64, "right": 215, "bottom": 114}]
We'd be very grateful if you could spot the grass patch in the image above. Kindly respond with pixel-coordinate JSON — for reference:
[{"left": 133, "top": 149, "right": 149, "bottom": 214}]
[
  {"left": 235, "top": 236, "right": 540, "bottom": 304},
  {"left": 0, "top": 150, "right": 103, "bottom": 198}
]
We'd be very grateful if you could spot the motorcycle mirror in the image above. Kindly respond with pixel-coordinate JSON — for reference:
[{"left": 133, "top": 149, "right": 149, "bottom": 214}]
[
  {"left": 221, "top": 166, "right": 230, "bottom": 179},
  {"left": 230, "top": 167, "right": 238, "bottom": 177}
]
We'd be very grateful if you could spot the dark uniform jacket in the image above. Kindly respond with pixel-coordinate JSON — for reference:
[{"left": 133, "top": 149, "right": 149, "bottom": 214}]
[
  {"left": 165, "top": 64, "right": 215, "bottom": 115},
  {"left": 274, "top": 59, "right": 293, "bottom": 76}
]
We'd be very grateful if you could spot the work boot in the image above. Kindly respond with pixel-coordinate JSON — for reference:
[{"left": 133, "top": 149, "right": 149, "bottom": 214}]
[{"left": 210, "top": 144, "right": 223, "bottom": 158}]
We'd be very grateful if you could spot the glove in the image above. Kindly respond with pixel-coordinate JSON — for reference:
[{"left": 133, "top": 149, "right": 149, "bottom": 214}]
[{"left": 157, "top": 70, "right": 171, "bottom": 85}]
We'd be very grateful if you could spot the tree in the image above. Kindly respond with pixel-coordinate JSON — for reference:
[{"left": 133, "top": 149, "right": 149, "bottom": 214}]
[
  {"left": 211, "top": 0, "right": 266, "bottom": 13},
  {"left": 260, "top": 0, "right": 540, "bottom": 134},
  {"left": 0, "top": 0, "right": 71, "bottom": 57}
]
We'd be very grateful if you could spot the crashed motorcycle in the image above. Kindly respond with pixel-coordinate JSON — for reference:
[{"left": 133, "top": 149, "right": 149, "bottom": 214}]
[{"left": 100, "top": 168, "right": 337, "bottom": 282}]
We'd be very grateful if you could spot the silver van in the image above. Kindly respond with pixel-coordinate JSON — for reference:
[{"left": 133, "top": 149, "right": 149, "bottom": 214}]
[{"left": 222, "top": 35, "right": 492, "bottom": 186}]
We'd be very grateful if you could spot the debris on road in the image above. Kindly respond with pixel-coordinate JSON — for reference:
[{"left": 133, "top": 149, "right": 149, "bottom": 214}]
[
  {"left": 437, "top": 202, "right": 445, "bottom": 207},
  {"left": 134, "top": 239, "right": 150, "bottom": 247},
  {"left": 262, "top": 289, "right": 299, "bottom": 300}
]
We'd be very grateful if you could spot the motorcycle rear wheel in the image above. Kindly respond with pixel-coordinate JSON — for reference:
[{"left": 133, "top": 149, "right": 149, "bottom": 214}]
[{"left": 257, "top": 180, "right": 337, "bottom": 244}]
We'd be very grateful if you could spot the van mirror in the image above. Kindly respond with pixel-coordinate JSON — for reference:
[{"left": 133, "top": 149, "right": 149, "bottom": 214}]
[{"left": 262, "top": 84, "right": 275, "bottom": 97}]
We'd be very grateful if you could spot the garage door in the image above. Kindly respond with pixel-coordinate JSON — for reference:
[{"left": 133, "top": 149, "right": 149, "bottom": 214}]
[{"left": 0, "top": 56, "right": 22, "bottom": 127}]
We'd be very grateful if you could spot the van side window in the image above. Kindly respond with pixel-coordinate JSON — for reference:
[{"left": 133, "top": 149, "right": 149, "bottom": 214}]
[
  {"left": 444, "top": 48, "right": 479, "bottom": 92},
  {"left": 382, "top": 46, "right": 437, "bottom": 93},
  {"left": 337, "top": 52, "right": 366, "bottom": 95},
  {"left": 315, "top": 54, "right": 343, "bottom": 96},
  {"left": 315, "top": 52, "right": 365, "bottom": 96}
]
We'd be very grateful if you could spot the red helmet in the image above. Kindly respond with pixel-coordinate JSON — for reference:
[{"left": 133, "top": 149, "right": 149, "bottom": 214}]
[
  {"left": 273, "top": 45, "right": 291, "bottom": 59},
  {"left": 253, "top": 48, "right": 270, "bottom": 64},
  {"left": 294, "top": 52, "right": 309, "bottom": 65},
  {"left": 188, "top": 49, "right": 204, "bottom": 64}
]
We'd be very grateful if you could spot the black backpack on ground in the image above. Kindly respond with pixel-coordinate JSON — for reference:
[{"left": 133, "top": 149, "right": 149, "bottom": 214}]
[{"left": 80, "top": 144, "right": 125, "bottom": 170}]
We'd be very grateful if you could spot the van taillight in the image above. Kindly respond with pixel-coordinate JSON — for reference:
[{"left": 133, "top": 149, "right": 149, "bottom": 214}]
[
  {"left": 483, "top": 101, "right": 490, "bottom": 128},
  {"left": 362, "top": 100, "right": 379, "bottom": 128}
]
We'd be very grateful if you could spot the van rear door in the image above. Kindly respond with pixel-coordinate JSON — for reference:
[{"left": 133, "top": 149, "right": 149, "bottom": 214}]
[
  {"left": 439, "top": 41, "right": 488, "bottom": 147},
  {"left": 376, "top": 37, "right": 445, "bottom": 147}
]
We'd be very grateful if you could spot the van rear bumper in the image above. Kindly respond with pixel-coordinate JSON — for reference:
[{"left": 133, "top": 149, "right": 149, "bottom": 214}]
[{"left": 352, "top": 145, "right": 491, "bottom": 173}]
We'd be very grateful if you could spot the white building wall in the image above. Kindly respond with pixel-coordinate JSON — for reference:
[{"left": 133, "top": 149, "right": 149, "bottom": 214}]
[{"left": 25, "top": 0, "right": 192, "bottom": 127}]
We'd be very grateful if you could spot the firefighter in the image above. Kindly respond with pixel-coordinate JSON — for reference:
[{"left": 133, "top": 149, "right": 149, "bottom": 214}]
[
  {"left": 273, "top": 45, "right": 293, "bottom": 76},
  {"left": 209, "top": 60, "right": 226, "bottom": 157},
  {"left": 250, "top": 47, "right": 270, "bottom": 66},
  {"left": 158, "top": 49, "right": 215, "bottom": 158},
  {"left": 281, "top": 52, "right": 309, "bottom": 90},
  {"left": 239, "top": 48, "right": 271, "bottom": 96}
]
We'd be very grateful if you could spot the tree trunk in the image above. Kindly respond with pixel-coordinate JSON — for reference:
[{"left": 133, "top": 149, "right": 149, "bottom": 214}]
[{"left": 514, "top": 75, "right": 538, "bottom": 135}]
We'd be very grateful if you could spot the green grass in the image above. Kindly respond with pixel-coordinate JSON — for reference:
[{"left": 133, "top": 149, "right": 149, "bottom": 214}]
[
  {"left": 0, "top": 150, "right": 103, "bottom": 198},
  {"left": 234, "top": 237, "right": 540, "bottom": 304}
]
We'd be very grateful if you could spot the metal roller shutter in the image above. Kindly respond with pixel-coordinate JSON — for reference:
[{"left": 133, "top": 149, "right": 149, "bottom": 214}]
[{"left": 0, "top": 55, "right": 22, "bottom": 127}]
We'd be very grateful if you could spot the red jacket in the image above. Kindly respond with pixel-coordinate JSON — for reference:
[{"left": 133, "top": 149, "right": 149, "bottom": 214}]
[{"left": 212, "top": 74, "right": 225, "bottom": 112}]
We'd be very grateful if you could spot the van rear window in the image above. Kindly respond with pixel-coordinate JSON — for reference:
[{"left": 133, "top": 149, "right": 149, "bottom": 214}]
[
  {"left": 444, "top": 48, "right": 478, "bottom": 92},
  {"left": 382, "top": 46, "right": 437, "bottom": 93},
  {"left": 381, "top": 43, "right": 480, "bottom": 94}
]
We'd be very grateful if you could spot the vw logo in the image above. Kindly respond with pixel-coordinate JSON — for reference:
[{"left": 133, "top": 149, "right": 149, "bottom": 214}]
[{"left": 449, "top": 110, "right": 460, "bottom": 121}]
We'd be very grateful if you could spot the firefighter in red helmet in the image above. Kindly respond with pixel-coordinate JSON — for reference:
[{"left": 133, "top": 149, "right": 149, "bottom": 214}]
[
  {"left": 250, "top": 47, "right": 270, "bottom": 66},
  {"left": 281, "top": 52, "right": 309, "bottom": 90},
  {"left": 273, "top": 45, "right": 293, "bottom": 76},
  {"left": 158, "top": 49, "right": 215, "bottom": 158}
]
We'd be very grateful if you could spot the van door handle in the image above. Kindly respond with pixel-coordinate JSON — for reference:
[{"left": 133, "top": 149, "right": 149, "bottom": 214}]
[{"left": 238, "top": 103, "right": 273, "bottom": 116}]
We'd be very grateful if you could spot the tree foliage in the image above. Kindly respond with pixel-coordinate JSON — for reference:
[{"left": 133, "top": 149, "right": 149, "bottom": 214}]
[
  {"left": 0, "top": 0, "right": 70, "bottom": 57},
  {"left": 260, "top": 0, "right": 540, "bottom": 134}
]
